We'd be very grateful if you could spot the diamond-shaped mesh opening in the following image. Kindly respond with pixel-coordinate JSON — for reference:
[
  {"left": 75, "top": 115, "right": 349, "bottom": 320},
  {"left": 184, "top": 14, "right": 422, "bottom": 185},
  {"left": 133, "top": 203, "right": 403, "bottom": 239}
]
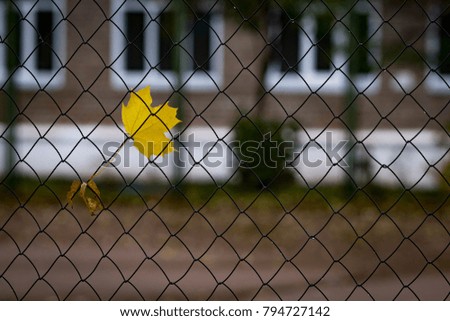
[{"left": 0, "top": 0, "right": 448, "bottom": 301}]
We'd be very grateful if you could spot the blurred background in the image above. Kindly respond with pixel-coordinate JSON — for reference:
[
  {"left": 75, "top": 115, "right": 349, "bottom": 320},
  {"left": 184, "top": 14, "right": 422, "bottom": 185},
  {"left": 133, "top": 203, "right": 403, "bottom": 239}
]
[{"left": 0, "top": 0, "right": 449, "bottom": 300}]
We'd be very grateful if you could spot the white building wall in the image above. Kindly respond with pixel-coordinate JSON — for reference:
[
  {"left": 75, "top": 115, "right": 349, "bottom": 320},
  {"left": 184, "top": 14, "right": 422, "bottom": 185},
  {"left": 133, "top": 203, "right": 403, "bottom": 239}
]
[{"left": 0, "top": 123, "right": 447, "bottom": 189}]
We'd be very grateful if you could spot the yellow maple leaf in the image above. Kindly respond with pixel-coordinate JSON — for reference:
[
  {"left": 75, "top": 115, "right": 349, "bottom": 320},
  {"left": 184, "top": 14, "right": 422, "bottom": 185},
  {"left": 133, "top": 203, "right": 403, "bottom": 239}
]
[{"left": 122, "top": 86, "right": 181, "bottom": 157}]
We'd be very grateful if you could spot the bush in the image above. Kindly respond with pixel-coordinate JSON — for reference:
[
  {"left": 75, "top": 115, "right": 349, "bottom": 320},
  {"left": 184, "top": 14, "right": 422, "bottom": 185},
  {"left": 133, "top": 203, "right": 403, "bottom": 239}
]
[{"left": 234, "top": 117, "right": 295, "bottom": 189}]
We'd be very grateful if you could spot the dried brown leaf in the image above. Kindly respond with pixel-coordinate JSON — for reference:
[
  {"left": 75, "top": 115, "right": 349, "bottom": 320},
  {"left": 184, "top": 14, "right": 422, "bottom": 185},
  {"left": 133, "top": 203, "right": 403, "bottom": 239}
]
[
  {"left": 78, "top": 181, "right": 103, "bottom": 215},
  {"left": 85, "top": 197, "right": 101, "bottom": 216},
  {"left": 87, "top": 180, "right": 101, "bottom": 199},
  {"left": 68, "top": 180, "right": 103, "bottom": 215},
  {"left": 67, "top": 180, "right": 81, "bottom": 208},
  {"left": 79, "top": 181, "right": 87, "bottom": 200}
]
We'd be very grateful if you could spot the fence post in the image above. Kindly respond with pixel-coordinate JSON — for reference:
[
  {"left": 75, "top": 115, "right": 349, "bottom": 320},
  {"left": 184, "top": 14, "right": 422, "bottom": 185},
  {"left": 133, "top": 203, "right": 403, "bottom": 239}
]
[
  {"left": 344, "top": 84, "right": 358, "bottom": 193},
  {"left": 344, "top": 9, "right": 359, "bottom": 195},
  {"left": 172, "top": 0, "right": 186, "bottom": 186},
  {"left": 3, "top": 1, "right": 19, "bottom": 188}
]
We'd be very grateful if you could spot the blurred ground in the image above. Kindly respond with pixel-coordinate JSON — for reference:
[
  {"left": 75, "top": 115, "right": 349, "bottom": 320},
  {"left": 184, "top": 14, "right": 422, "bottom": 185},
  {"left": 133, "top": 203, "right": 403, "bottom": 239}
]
[{"left": 0, "top": 181, "right": 449, "bottom": 300}]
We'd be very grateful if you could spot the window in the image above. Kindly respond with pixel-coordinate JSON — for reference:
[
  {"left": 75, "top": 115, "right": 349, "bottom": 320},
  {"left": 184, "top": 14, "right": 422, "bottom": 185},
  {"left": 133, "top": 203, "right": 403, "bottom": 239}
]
[
  {"left": 0, "top": 1, "right": 6, "bottom": 84},
  {"left": 426, "top": 6, "right": 450, "bottom": 93},
  {"left": 438, "top": 13, "right": 450, "bottom": 74},
  {"left": 348, "top": 12, "right": 372, "bottom": 75},
  {"left": 266, "top": 5, "right": 347, "bottom": 93},
  {"left": 158, "top": 10, "right": 176, "bottom": 71},
  {"left": 15, "top": 0, "right": 66, "bottom": 89},
  {"left": 345, "top": 5, "right": 382, "bottom": 93},
  {"left": 315, "top": 12, "right": 333, "bottom": 72},
  {"left": 190, "top": 11, "right": 212, "bottom": 71},
  {"left": 270, "top": 12, "right": 301, "bottom": 73},
  {"left": 36, "top": 10, "right": 54, "bottom": 70},
  {"left": 125, "top": 11, "right": 145, "bottom": 71},
  {"left": 110, "top": 0, "right": 224, "bottom": 91},
  {"left": 156, "top": 9, "right": 214, "bottom": 72},
  {"left": 266, "top": 1, "right": 381, "bottom": 94}
]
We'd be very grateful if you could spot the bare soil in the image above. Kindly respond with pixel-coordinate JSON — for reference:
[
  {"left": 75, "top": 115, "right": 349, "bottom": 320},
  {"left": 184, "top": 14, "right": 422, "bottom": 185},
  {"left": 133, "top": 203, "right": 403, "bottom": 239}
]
[{"left": 0, "top": 185, "right": 449, "bottom": 300}]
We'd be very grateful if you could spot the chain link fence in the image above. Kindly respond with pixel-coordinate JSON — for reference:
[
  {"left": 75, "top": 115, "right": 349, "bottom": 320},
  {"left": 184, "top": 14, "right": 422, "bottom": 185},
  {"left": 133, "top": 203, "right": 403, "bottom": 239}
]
[{"left": 0, "top": 0, "right": 449, "bottom": 300}]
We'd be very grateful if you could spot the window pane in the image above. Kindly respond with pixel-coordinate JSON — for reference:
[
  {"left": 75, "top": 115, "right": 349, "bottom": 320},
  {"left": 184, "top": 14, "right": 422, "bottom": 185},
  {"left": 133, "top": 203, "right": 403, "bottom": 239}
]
[
  {"left": 125, "top": 12, "right": 145, "bottom": 70},
  {"left": 349, "top": 12, "right": 371, "bottom": 74},
  {"left": 316, "top": 13, "right": 332, "bottom": 71},
  {"left": 37, "top": 11, "right": 53, "bottom": 70},
  {"left": 274, "top": 13, "right": 299, "bottom": 72},
  {"left": 438, "top": 13, "right": 450, "bottom": 74},
  {"left": 159, "top": 11, "right": 176, "bottom": 71},
  {"left": 192, "top": 12, "right": 211, "bottom": 70},
  {"left": 7, "top": 10, "right": 21, "bottom": 69}
]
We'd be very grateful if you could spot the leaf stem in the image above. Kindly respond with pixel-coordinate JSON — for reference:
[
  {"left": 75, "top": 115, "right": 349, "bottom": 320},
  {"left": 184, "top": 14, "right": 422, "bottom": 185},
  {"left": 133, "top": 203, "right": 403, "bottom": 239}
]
[{"left": 88, "top": 137, "right": 129, "bottom": 182}]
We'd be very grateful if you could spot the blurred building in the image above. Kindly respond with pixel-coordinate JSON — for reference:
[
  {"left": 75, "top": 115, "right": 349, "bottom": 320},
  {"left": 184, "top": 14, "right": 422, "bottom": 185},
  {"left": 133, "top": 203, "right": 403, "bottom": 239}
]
[{"left": 0, "top": 0, "right": 448, "bottom": 187}]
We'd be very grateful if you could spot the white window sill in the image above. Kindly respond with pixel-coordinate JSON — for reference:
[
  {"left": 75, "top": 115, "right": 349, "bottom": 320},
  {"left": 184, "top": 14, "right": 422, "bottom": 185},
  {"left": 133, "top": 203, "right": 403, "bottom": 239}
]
[
  {"left": 110, "top": 69, "right": 222, "bottom": 92},
  {"left": 15, "top": 68, "right": 66, "bottom": 90},
  {"left": 265, "top": 70, "right": 380, "bottom": 94},
  {"left": 425, "top": 72, "right": 450, "bottom": 94},
  {"left": 388, "top": 70, "right": 417, "bottom": 93}
]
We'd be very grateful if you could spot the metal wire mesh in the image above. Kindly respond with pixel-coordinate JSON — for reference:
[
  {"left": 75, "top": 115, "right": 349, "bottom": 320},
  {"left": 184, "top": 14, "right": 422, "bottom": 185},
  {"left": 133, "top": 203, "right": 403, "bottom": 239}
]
[{"left": 0, "top": 0, "right": 449, "bottom": 300}]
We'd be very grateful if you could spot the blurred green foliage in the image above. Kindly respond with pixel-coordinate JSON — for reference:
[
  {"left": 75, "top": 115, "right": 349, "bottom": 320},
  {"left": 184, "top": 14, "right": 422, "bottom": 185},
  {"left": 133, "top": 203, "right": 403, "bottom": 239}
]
[{"left": 233, "top": 117, "right": 296, "bottom": 189}]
